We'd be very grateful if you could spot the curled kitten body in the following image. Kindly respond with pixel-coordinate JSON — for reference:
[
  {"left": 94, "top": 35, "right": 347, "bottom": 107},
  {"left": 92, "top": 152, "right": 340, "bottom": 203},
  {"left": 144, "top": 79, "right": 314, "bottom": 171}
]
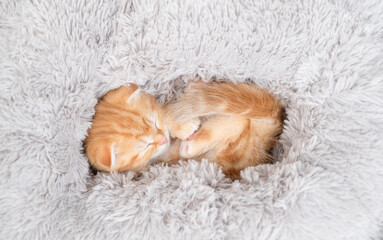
[
  {"left": 166, "top": 81, "right": 285, "bottom": 179},
  {"left": 85, "top": 82, "right": 284, "bottom": 180}
]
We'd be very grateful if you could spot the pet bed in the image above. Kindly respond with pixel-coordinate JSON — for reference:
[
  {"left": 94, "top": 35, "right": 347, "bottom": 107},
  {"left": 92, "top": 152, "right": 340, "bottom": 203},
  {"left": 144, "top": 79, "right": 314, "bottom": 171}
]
[{"left": 1, "top": 0, "right": 382, "bottom": 239}]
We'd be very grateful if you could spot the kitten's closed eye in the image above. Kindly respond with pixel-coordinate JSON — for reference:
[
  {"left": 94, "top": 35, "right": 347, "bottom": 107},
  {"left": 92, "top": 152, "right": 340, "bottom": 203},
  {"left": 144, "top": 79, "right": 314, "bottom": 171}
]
[{"left": 143, "top": 142, "right": 153, "bottom": 151}]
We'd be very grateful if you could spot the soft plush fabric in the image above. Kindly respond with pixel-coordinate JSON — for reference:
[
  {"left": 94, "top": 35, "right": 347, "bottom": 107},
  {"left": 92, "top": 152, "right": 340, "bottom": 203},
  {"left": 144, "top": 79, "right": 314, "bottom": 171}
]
[{"left": 1, "top": 0, "right": 382, "bottom": 239}]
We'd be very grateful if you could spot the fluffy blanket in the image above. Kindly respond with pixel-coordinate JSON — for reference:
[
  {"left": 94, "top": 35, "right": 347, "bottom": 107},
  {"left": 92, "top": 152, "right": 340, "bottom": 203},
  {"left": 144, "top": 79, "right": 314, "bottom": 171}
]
[{"left": 1, "top": 0, "right": 382, "bottom": 239}]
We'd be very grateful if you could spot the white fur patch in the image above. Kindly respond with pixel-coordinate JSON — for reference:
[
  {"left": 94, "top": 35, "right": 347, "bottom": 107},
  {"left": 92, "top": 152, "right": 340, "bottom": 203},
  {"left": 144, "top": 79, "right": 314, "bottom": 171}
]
[{"left": 110, "top": 142, "right": 117, "bottom": 170}]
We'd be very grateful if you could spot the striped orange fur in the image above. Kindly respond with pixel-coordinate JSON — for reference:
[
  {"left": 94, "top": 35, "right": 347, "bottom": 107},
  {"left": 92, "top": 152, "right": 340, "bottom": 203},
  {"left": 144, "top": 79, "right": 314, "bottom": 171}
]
[
  {"left": 165, "top": 81, "right": 285, "bottom": 179},
  {"left": 84, "top": 85, "right": 199, "bottom": 172},
  {"left": 85, "top": 81, "right": 284, "bottom": 179}
]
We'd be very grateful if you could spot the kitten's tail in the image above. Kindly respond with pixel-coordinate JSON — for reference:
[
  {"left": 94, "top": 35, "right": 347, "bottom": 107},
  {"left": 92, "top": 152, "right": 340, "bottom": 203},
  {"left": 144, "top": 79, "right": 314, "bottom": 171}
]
[{"left": 167, "top": 82, "right": 284, "bottom": 123}]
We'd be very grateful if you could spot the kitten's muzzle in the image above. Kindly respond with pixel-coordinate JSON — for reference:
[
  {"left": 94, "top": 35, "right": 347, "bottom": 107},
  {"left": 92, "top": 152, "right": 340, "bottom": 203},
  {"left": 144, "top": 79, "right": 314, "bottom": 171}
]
[{"left": 154, "top": 134, "right": 168, "bottom": 145}]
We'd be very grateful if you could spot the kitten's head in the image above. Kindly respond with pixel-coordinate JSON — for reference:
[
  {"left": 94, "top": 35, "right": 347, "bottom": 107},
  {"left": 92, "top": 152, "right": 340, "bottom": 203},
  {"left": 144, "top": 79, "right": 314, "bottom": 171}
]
[{"left": 85, "top": 85, "right": 169, "bottom": 172}]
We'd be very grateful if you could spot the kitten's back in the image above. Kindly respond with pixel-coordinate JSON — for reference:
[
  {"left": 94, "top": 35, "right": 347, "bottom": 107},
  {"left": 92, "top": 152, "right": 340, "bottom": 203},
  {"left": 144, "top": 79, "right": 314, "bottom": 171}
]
[{"left": 168, "top": 82, "right": 283, "bottom": 123}]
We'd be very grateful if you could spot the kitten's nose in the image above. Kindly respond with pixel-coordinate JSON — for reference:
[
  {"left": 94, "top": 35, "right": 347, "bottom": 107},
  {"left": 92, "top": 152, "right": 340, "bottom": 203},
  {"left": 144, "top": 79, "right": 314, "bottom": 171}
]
[
  {"left": 155, "top": 135, "right": 168, "bottom": 145},
  {"left": 161, "top": 136, "right": 168, "bottom": 145}
]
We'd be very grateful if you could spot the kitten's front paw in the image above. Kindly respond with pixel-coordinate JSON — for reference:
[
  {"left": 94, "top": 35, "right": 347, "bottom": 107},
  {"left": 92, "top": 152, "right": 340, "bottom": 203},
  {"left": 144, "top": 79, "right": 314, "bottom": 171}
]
[{"left": 169, "top": 118, "right": 200, "bottom": 140}]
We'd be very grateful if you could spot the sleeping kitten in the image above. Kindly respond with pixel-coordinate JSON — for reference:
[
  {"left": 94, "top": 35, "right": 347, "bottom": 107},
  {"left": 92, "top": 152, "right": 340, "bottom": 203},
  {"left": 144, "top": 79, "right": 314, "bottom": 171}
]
[
  {"left": 84, "top": 85, "right": 199, "bottom": 172},
  {"left": 164, "top": 81, "right": 285, "bottom": 179},
  {"left": 85, "top": 81, "right": 284, "bottom": 179}
]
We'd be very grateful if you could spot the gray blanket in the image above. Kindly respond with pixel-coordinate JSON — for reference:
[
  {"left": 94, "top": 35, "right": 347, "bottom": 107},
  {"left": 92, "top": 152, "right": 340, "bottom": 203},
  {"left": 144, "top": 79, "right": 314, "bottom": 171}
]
[{"left": 1, "top": 0, "right": 382, "bottom": 239}]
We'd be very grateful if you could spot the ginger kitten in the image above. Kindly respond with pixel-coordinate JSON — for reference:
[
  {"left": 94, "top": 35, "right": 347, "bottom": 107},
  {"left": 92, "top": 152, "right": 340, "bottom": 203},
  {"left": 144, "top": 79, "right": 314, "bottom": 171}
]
[
  {"left": 84, "top": 85, "right": 199, "bottom": 172},
  {"left": 165, "top": 81, "right": 285, "bottom": 179},
  {"left": 85, "top": 81, "right": 284, "bottom": 179}
]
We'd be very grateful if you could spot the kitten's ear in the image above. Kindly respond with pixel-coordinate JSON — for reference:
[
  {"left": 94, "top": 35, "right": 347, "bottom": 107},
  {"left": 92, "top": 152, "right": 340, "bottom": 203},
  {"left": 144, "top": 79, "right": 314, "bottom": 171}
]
[
  {"left": 187, "top": 78, "right": 204, "bottom": 89},
  {"left": 92, "top": 141, "right": 120, "bottom": 171},
  {"left": 125, "top": 84, "right": 141, "bottom": 103},
  {"left": 103, "top": 85, "right": 140, "bottom": 105},
  {"left": 92, "top": 143, "right": 112, "bottom": 170},
  {"left": 125, "top": 84, "right": 139, "bottom": 93}
]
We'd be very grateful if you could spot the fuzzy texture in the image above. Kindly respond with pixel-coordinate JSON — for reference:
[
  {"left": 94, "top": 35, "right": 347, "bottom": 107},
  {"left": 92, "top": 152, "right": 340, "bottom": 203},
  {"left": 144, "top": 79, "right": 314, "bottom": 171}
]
[{"left": 1, "top": 0, "right": 383, "bottom": 239}]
